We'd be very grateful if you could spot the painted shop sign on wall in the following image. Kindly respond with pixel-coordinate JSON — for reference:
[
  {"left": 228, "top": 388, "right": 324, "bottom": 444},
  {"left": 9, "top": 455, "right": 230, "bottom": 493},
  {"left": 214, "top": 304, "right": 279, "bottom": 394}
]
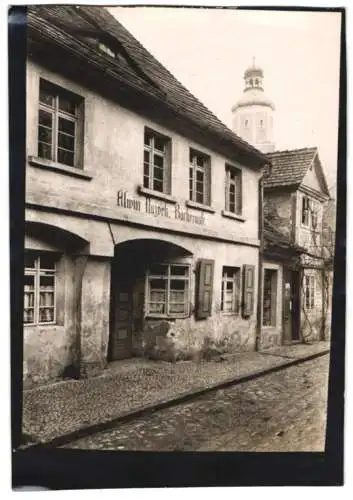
[{"left": 117, "top": 190, "right": 205, "bottom": 225}]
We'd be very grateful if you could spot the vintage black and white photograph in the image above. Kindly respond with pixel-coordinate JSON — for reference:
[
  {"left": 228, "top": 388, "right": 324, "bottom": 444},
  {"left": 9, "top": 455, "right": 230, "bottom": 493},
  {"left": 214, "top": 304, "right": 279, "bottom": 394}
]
[{"left": 10, "top": 2, "right": 344, "bottom": 478}]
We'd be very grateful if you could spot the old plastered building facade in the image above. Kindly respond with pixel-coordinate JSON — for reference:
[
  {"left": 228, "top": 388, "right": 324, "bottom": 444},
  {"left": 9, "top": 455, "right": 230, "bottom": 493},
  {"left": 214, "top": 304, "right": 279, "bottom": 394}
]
[
  {"left": 233, "top": 63, "right": 333, "bottom": 348},
  {"left": 24, "top": 6, "right": 269, "bottom": 386}
]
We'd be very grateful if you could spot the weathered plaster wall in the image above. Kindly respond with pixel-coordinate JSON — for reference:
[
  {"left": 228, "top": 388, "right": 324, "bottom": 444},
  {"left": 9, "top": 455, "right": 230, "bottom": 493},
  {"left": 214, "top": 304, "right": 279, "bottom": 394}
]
[
  {"left": 128, "top": 239, "right": 259, "bottom": 360},
  {"left": 24, "top": 59, "right": 263, "bottom": 384},
  {"left": 263, "top": 190, "right": 294, "bottom": 241},
  {"left": 26, "top": 60, "right": 260, "bottom": 248},
  {"left": 23, "top": 254, "right": 77, "bottom": 387},
  {"left": 79, "top": 258, "right": 111, "bottom": 377}
]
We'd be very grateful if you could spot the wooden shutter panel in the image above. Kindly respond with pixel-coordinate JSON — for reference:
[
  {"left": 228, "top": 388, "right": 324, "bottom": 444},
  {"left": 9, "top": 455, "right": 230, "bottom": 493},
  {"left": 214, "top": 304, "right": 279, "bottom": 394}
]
[
  {"left": 196, "top": 259, "right": 214, "bottom": 319},
  {"left": 235, "top": 171, "right": 242, "bottom": 215},
  {"left": 242, "top": 264, "right": 255, "bottom": 318},
  {"left": 205, "top": 160, "right": 211, "bottom": 206},
  {"left": 225, "top": 168, "right": 230, "bottom": 211}
]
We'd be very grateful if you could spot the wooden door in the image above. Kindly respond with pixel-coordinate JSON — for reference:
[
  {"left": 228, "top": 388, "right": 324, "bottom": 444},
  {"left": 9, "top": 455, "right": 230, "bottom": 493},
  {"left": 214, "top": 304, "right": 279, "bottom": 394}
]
[
  {"left": 283, "top": 269, "right": 300, "bottom": 343},
  {"left": 111, "top": 287, "right": 133, "bottom": 360}
]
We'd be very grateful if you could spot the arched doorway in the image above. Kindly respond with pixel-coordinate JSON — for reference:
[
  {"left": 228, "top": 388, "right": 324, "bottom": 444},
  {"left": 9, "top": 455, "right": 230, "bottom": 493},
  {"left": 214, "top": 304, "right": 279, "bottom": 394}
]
[{"left": 108, "top": 239, "right": 193, "bottom": 360}]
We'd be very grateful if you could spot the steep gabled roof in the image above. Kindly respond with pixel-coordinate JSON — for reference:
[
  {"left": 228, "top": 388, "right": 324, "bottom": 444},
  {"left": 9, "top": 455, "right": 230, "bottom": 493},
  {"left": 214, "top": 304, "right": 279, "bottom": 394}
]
[
  {"left": 264, "top": 146, "right": 331, "bottom": 198},
  {"left": 264, "top": 147, "right": 318, "bottom": 189},
  {"left": 27, "top": 5, "right": 268, "bottom": 167}
]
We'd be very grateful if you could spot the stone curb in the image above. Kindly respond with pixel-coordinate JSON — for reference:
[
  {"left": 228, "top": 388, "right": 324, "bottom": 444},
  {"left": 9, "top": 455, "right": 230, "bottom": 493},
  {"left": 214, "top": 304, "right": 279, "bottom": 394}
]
[{"left": 19, "top": 349, "right": 330, "bottom": 450}]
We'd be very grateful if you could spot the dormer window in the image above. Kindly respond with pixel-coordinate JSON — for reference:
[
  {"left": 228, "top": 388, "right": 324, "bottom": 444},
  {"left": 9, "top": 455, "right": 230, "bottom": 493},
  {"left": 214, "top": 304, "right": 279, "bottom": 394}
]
[{"left": 98, "top": 42, "right": 116, "bottom": 58}]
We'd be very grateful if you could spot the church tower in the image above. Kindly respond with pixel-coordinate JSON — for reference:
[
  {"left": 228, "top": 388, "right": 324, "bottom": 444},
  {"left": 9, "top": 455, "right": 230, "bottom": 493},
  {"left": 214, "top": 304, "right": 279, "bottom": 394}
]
[{"left": 232, "top": 59, "right": 275, "bottom": 154}]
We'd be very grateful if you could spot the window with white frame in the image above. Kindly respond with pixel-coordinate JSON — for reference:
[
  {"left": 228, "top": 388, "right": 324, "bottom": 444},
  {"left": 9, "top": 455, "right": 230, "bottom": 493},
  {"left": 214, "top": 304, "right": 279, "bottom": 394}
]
[
  {"left": 143, "top": 128, "right": 171, "bottom": 193},
  {"left": 189, "top": 149, "right": 211, "bottom": 205},
  {"left": 225, "top": 165, "right": 242, "bottom": 215},
  {"left": 304, "top": 274, "right": 315, "bottom": 310},
  {"left": 262, "top": 269, "right": 278, "bottom": 326},
  {"left": 221, "top": 266, "right": 241, "bottom": 313},
  {"left": 146, "top": 263, "right": 190, "bottom": 317},
  {"left": 24, "top": 253, "right": 57, "bottom": 325},
  {"left": 38, "top": 79, "right": 83, "bottom": 168}
]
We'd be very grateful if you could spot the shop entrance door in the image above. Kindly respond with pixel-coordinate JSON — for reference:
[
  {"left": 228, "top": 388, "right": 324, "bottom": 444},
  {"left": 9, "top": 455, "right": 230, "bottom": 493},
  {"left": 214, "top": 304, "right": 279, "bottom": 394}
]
[{"left": 283, "top": 269, "right": 300, "bottom": 343}]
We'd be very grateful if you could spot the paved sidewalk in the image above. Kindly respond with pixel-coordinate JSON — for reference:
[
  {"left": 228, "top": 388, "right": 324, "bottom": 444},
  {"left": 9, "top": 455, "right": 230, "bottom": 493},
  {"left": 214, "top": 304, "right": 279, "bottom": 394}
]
[{"left": 22, "top": 341, "right": 330, "bottom": 446}]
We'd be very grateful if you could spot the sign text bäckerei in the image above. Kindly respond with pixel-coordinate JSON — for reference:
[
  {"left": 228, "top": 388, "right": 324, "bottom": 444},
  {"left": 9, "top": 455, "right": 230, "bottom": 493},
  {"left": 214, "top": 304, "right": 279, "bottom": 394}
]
[{"left": 117, "top": 190, "right": 205, "bottom": 225}]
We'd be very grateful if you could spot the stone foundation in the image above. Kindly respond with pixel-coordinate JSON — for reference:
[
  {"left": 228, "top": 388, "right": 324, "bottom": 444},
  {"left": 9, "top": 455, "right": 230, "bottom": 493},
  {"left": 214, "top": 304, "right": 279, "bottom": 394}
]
[{"left": 132, "top": 313, "right": 256, "bottom": 362}]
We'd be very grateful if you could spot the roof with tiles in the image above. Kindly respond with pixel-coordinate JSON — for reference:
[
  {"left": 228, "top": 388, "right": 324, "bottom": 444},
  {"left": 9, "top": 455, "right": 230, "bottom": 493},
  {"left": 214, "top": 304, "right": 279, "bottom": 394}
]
[
  {"left": 264, "top": 147, "right": 318, "bottom": 189},
  {"left": 27, "top": 5, "right": 268, "bottom": 166}
]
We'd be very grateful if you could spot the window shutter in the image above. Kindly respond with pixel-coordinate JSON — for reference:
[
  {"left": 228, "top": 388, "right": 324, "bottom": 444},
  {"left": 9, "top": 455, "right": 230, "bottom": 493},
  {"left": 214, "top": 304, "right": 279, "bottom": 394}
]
[
  {"left": 225, "top": 169, "right": 230, "bottom": 211},
  {"left": 196, "top": 259, "right": 214, "bottom": 319},
  {"left": 205, "top": 161, "right": 211, "bottom": 206},
  {"left": 235, "top": 172, "right": 242, "bottom": 215},
  {"left": 242, "top": 264, "right": 255, "bottom": 318}
]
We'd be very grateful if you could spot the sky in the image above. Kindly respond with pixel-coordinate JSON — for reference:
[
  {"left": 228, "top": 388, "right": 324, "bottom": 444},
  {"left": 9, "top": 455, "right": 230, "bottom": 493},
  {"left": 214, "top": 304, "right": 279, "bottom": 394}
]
[{"left": 110, "top": 6, "right": 342, "bottom": 193}]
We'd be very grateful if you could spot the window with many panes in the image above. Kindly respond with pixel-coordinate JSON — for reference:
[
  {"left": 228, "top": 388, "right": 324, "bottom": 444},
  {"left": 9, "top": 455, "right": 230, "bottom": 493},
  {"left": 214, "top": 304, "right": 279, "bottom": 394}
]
[
  {"left": 143, "top": 128, "right": 171, "bottom": 193},
  {"left": 38, "top": 79, "right": 83, "bottom": 168},
  {"left": 221, "top": 267, "right": 241, "bottom": 314},
  {"left": 189, "top": 149, "right": 211, "bottom": 205},
  {"left": 262, "top": 269, "right": 278, "bottom": 326},
  {"left": 304, "top": 275, "right": 315, "bottom": 310},
  {"left": 24, "top": 253, "right": 57, "bottom": 325},
  {"left": 146, "top": 263, "right": 190, "bottom": 317},
  {"left": 225, "top": 165, "right": 242, "bottom": 215}
]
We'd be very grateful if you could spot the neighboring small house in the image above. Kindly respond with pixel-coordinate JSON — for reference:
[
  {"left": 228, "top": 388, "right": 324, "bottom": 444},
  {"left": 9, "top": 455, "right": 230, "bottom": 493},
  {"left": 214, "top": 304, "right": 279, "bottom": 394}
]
[
  {"left": 263, "top": 147, "right": 332, "bottom": 345},
  {"left": 24, "top": 5, "right": 268, "bottom": 387},
  {"left": 260, "top": 219, "right": 304, "bottom": 349}
]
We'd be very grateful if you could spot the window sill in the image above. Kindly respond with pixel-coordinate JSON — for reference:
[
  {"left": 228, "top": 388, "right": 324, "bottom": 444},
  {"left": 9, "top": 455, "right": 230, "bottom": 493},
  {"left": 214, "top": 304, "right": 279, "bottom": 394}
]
[
  {"left": 145, "top": 314, "right": 189, "bottom": 320},
  {"left": 186, "top": 200, "right": 215, "bottom": 213},
  {"left": 138, "top": 186, "right": 177, "bottom": 204},
  {"left": 28, "top": 156, "right": 93, "bottom": 180},
  {"left": 221, "top": 311, "right": 240, "bottom": 316},
  {"left": 221, "top": 210, "right": 246, "bottom": 222},
  {"left": 24, "top": 322, "right": 57, "bottom": 327}
]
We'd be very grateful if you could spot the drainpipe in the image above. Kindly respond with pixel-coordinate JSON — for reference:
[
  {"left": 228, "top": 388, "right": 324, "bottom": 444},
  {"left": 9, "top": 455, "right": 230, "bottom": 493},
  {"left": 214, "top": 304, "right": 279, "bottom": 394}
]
[{"left": 255, "top": 164, "right": 269, "bottom": 351}]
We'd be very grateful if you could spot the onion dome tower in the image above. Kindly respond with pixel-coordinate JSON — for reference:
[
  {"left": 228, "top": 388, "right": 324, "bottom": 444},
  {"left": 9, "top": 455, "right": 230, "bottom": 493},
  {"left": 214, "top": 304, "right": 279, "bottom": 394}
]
[{"left": 232, "top": 58, "right": 275, "bottom": 154}]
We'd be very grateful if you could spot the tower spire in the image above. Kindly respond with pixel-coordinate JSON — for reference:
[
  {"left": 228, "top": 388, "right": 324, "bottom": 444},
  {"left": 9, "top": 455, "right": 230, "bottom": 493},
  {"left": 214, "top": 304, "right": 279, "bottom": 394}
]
[{"left": 231, "top": 61, "right": 275, "bottom": 154}]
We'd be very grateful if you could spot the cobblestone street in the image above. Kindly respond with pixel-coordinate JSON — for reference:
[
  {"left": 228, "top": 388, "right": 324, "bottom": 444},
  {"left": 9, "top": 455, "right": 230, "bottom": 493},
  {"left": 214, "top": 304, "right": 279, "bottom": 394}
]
[{"left": 63, "top": 354, "right": 329, "bottom": 452}]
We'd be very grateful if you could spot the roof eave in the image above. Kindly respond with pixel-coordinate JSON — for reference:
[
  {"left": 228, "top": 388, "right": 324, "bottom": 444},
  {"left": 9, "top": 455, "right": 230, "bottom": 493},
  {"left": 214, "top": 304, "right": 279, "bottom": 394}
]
[{"left": 27, "top": 17, "right": 268, "bottom": 169}]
